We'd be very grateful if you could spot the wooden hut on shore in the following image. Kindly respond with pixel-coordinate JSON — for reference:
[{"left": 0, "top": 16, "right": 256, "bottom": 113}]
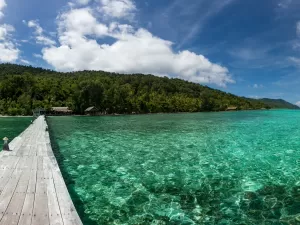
[
  {"left": 51, "top": 107, "right": 73, "bottom": 115},
  {"left": 226, "top": 106, "right": 238, "bottom": 111},
  {"left": 85, "top": 106, "right": 99, "bottom": 116}
]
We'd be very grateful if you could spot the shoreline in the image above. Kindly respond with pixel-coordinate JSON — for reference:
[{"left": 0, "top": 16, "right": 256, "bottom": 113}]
[
  {"left": 0, "top": 115, "right": 33, "bottom": 117},
  {"left": 1, "top": 108, "right": 297, "bottom": 117}
]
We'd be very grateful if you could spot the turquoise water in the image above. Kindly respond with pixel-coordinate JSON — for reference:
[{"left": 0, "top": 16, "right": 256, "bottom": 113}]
[
  {"left": 48, "top": 110, "right": 300, "bottom": 225},
  {"left": 0, "top": 117, "right": 31, "bottom": 150}
]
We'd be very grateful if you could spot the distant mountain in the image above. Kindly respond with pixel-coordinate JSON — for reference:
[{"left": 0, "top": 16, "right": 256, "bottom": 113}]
[{"left": 259, "top": 98, "right": 299, "bottom": 109}]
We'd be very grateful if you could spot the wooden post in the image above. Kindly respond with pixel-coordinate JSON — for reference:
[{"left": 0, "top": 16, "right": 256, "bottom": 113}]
[{"left": 3, "top": 137, "right": 10, "bottom": 151}]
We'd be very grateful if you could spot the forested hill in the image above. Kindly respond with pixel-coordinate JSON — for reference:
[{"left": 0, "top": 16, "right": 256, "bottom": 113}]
[
  {"left": 0, "top": 63, "right": 270, "bottom": 116},
  {"left": 259, "top": 98, "right": 299, "bottom": 109}
]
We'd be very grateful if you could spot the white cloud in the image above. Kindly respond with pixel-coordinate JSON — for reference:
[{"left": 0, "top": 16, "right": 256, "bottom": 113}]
[
  {"left": 20, "top": 59, "right": 30, "bottom": 64},
  {"left": 36, "top": 36, "right": 56, "bottom": 46},
  {"left": 295, "top": 101, "right": 300, "bottom": 107},
  {"left": 98, "top": 0, "right": 136, "bottom": 19},
  {"left": 0, "top": 0, "right": 6, "bottom": 19},
  {"left": 0, "top": 41, "right": 19, "bottom": 62},
  {"left": 0, "top": 0, "right": 6, "bottom": 10},
  {"left": 57, "top": 8, "right": 108, "bottom": 39},
  {"left": 0, "top": 1, "right": 19, "bottom": 62},
  {"left": 33, "top": 53, "right": 42, "bottom": 58},
  {"left": 28, "top": 20, "right": 43, "bottom": 34},
  {"left": 26, "top": 20, "right": 56, "bottom": 46},
  {"left": 39, "top": 4, "right": 233, "bottom": 87},
  {"left": 0, "top": 24, "right": 14, "bottom": 40}
]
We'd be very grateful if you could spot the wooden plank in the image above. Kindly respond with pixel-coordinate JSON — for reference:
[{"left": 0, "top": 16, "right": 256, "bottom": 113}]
[
  {"left": 52, "top": 171, "right": 81, "bottom": 225},
  {"left": 0, "top": 157, "right": 27, "bottom": 222},
  {"left": 31, "top": 193, "right": 50, "bottom": 225},
  {"left": 29, "top": 143, "right": 37, "bottom": 157},
  {"left": 41, "top": 143, "right": 48, "bottom": 157},
  {"left": 8, "top": 136, "right": 23, "bottom": 155},
  {"left": 0, "top": 157, "right": 21, "bottom": 194},
  {"left": 33, "top": 156, "right": 50, "bottom": 225},
  {"left": 15, "top": 157, "right": 33, "bottom": 193},
  {"left": 43, "top": 156, "right": 50, "bottom": 180},
  {"left": 0, "top": 156, "right": 16, "bottom": 170},
  {"left": 18, "top": 157, "right": 38, "bottom": 225},
  {"left": 36, "top": 157, "right": 47, "bottom": 193},
  {"left": 0, "top": 157, "right": 33, "bottom": 225},
  {"left": 17, "top": 193, "right": 35, "bottom": 225},
  {"left": 31, "top": 139, "right": 50, "bottom": 225},
  {"left": 27, "top": 156, "right": 38, "bottom": 194},
  {"left": 36, "top": 144, "right": 42, "bottom": 157},
  {"left": 0, "top": 157, "right": 12, "bottom": 183},
  {"left": 46, "top": 168, "right": 63, "bottom": 225},
  {"left": 16, "top": 144, "right": 28, "bottom": 157},
  {"left": 46, "top": 143, "right": 55, "bottom": 158}
]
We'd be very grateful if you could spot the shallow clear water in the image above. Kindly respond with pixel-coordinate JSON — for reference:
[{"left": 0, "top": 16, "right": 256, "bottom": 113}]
[
  {"left": 48, "top": 110, "right": 300, "bottom": 225},
  {"left": 0, "top": 117, "right": 31, "bottom": 151}
]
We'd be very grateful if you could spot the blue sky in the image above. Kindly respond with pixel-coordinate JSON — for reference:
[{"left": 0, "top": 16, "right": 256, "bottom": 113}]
[{"left": 1, "top": 0, "right": 300, "bottom": 105}]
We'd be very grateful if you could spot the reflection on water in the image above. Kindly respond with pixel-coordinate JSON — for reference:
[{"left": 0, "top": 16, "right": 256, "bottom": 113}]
[{"left": 48, "top": 111, "right": 300, "bottom": 224}]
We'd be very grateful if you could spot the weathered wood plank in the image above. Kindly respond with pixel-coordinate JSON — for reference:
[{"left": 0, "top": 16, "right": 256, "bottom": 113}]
[
  {"left": 52, "top": 171, "right": 82, "bottom": 225},
  {"left": 17, "top": 156, "right": 38, "bottom": 225},
  {"left": 17, "top": 193, "right": 35, "bottom": 225},
  {"left": 46, "top": 169, "right": 63, "bottom": 225},
  {"left": 0, "top": 157, "right": 33, "bottom": 225},
  {"left": 31, "top": 193, "right": 50, "bottom": 225},
  {"left": 0, "top": 157, "right": 21, "bottom": 194},
  {"left": 0, "top": 157, "right": 27, "bottom": 222},
  {"left": 27, "top": 156, "right": 38, "bottom": 194}
]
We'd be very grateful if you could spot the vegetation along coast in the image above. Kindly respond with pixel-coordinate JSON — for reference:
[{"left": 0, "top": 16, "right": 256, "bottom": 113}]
[{"left": 0, "top": 64, "right": 298, "bottom": 116}]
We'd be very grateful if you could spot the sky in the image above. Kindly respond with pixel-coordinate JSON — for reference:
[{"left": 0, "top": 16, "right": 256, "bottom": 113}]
[{"left": 1, "top": 0, "right": 300, "bottom": 105}]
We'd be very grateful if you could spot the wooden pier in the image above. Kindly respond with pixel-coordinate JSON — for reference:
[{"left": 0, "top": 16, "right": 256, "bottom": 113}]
[{"left": 0, "top": 116, "right": 82, "bottom": 225}]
